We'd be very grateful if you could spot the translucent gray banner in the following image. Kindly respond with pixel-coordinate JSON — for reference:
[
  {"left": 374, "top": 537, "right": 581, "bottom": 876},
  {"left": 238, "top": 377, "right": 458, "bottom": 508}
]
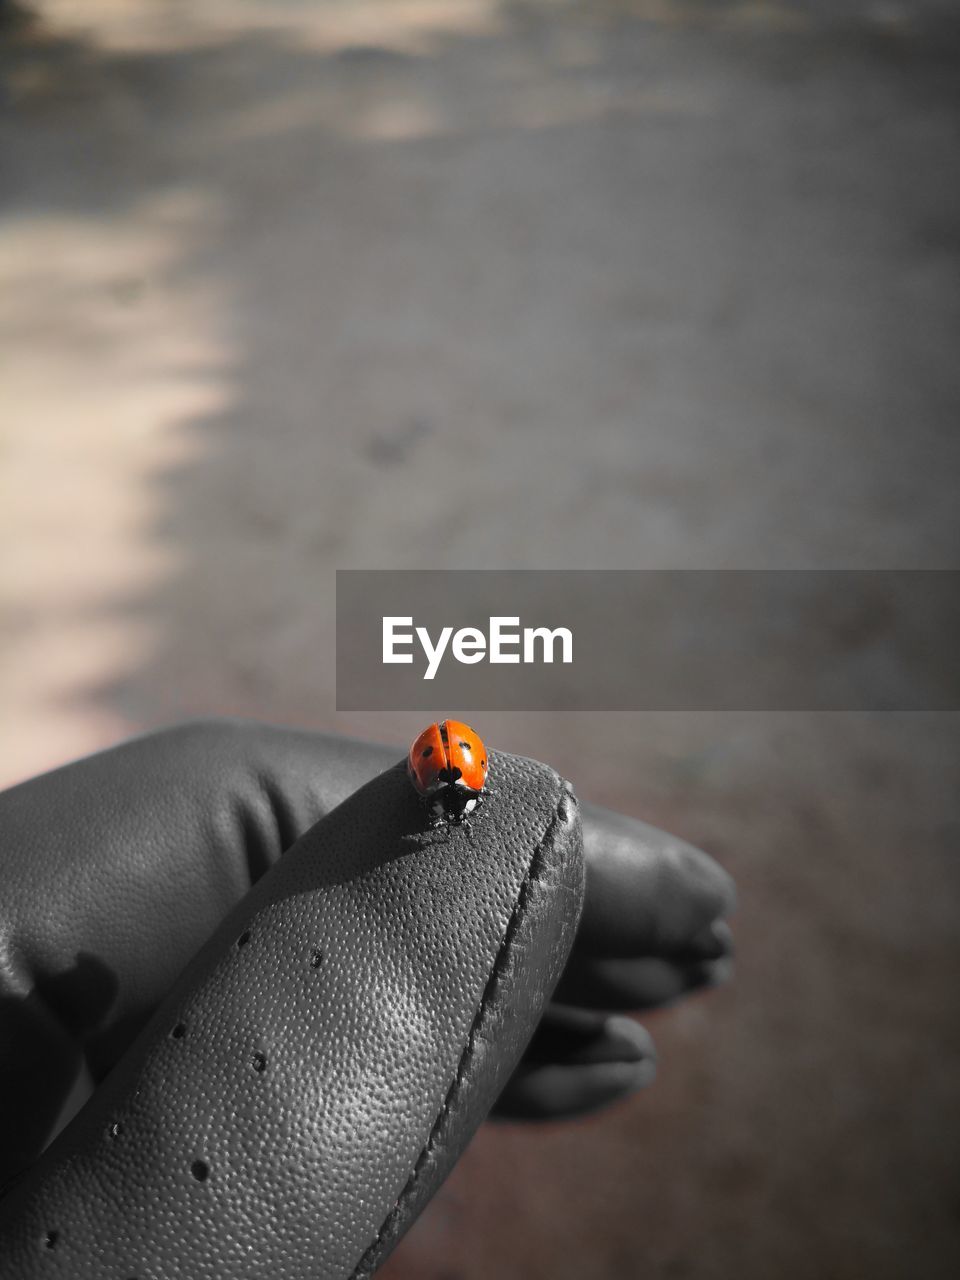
[{"left": 336, "top": 570, "right": 959, "bottom": 711}]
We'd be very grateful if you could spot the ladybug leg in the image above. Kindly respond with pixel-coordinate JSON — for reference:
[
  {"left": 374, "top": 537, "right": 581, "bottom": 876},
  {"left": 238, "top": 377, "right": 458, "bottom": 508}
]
[{"left": 447, "top": 806, "right": 473, "bottom": 837}]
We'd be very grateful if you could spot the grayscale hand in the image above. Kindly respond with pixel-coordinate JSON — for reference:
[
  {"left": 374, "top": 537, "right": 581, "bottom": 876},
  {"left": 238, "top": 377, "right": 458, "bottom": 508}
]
[{"left": 0, "top": 720, "right": 734, "bottom": 1278}]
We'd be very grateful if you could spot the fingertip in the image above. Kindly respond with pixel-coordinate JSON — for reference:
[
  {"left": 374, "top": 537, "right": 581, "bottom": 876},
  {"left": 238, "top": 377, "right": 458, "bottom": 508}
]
[
  {"left": 496, "top": 1057, "right": 657, "bottom": 1122},
  {"left": 712, "top": 920, "right": 734, "bottom": 959},
  {"left": 671, "top": 842, "right": 737, "bottom": 922},
  {"left": 603, "top": 1016, "right": 657, "bottom": 1065},
  {"left": 703, "top": 954, "right": 735, "bottom": 989},
  {"left": 683, "top": 918, "right": 734, "bottom": 962},
  {"left": 597, "top": 1055, "right": 658, "bottom": 1096}
]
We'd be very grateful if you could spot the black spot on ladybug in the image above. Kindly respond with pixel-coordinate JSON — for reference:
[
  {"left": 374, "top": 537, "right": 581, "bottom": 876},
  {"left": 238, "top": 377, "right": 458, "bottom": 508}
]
[
  {"left": 481, "top": 760, "right": 487, "bottom": 769},
  {"left": 459, "top": 741, "right": 471, "bottom": 751},
  {"left": 421, "top": 745, "right": 433, "bottom": 758},
  {"left": 438, "top": 766, "right": 462, "bottom": 784}
]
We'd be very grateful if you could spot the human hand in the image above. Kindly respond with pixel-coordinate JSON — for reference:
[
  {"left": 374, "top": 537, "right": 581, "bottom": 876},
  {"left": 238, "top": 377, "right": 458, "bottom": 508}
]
[{"left": 0, "top": 719, "right": 734, "bottom": 1278}]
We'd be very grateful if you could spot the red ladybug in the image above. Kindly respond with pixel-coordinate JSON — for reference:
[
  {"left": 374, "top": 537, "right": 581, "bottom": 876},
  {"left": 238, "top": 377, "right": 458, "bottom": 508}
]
[{"left": 407, "top": 719, "right": 488, "bottom": 824}]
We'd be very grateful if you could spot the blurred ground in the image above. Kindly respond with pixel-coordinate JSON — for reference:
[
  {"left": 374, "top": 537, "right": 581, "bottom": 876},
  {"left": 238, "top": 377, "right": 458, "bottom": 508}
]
[{"left": 1, "top": 1, "right": 959, "bottom": 1277}]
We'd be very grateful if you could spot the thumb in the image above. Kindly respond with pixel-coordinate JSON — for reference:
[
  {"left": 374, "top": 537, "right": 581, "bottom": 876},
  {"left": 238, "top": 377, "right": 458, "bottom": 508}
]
[{"left": 0, "top": 752, "right": 583, "bottom": 1280}]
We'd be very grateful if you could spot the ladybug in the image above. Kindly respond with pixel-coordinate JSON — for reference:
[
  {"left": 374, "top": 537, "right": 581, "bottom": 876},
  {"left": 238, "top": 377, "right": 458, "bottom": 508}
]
[{"left": 407, "top": 719, "right": 489, "bottom": 824}]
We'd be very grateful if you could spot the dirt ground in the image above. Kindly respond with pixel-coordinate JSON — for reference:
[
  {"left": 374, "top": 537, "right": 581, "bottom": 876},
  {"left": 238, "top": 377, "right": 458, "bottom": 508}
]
[{"left": 2, "top": 2, "right": 959, "bottom": 1277}]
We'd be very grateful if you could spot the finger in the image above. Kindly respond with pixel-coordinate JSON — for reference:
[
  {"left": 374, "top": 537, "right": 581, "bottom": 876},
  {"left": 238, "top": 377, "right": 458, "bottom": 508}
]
[
  {"left": 512, "top": 998, "right": 655, "bottom": 1070},
  {"left": 0, "top": 721, "right": 400, "bottom": 1187},
  {"left": 0, "top": 751, "right": 584, "bottom": 1278},
  {"left": 554, "top": 948, "right": 734, "bottom": 1011},
  {"left": 577, "top": 801, "right": 736, "bottom": 959},
  {"left": 496, "top": 1047, "right": 657, "bottom": 1121},
  {"left": 514, "top": 1002, "right": 638, "bottom": 1064},
  {"left": 494, "top": 1004, "right": 657, "bottom": 1119},
  {"left": 0, "top": 720, "right": 396, "bottom": 1059}
]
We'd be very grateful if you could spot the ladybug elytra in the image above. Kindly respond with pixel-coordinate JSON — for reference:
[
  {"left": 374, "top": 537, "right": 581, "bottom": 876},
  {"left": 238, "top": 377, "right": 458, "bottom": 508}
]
[{"left": 407, "top": 719, "right": 488, "bottom": 824}]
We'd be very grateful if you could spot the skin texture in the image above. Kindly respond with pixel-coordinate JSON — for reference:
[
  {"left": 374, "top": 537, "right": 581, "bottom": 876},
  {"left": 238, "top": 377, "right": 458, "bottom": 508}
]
[{"left": 0, "top": 719, "right": 736, "bottom": 1189}]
